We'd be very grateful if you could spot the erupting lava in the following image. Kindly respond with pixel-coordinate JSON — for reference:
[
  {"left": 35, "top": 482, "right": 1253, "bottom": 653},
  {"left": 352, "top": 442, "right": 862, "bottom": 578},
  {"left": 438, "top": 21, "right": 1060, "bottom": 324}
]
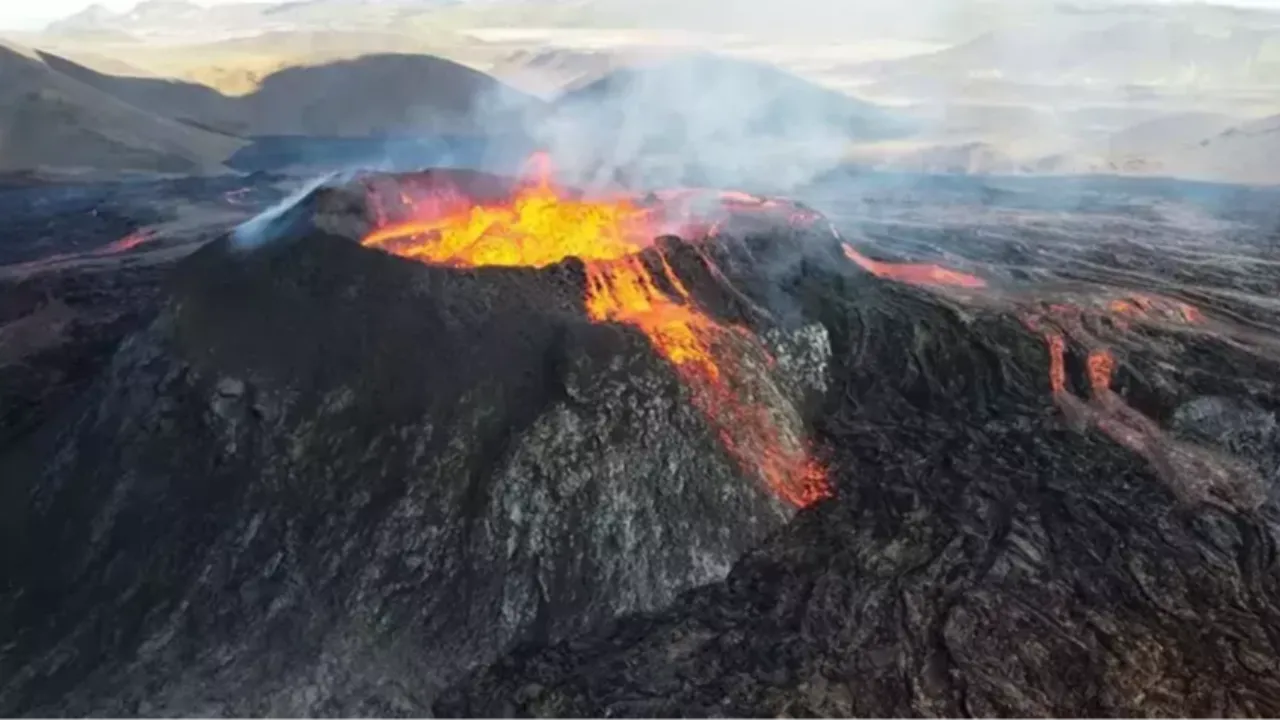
[{"left": 360, "top": 155, "right": 830, "bottom": 508}]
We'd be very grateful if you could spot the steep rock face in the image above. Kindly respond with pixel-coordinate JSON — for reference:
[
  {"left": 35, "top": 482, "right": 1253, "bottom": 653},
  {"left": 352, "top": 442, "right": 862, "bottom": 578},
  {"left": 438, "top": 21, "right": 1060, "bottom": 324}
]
[{"left": 0, "top": 223, "right": 830, "bottom": 716}]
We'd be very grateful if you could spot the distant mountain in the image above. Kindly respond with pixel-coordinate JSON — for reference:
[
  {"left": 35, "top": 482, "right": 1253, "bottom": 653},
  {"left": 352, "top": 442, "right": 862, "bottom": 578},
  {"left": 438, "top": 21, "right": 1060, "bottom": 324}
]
[
  {"left": 44, "top": 0, "right": 467, "bottom": 39},
  {"left": 557, "top": 54, "right": 907, "bottom": 134},
  {"left": 235, "top": 53, "right": 544, "bottom": 136},
  {"left": 0, "top": 41, "right": 242, "bottom": 173},
  {"left": 541, "top": 53, "right": 914, "bottom": 189},
  {"left": 493, "top": 47, "right": 633, "bottom": 96},
  {"left": 1026, "top": 110, "right": 1280, "bottom": 184},
  {"left": 47, "top": 0, "right": 252, "bottom": 38},
  {"left": 1104, "top": 111, "right": 1243, "bottom": 158},
  {"left": 845, "top": 140, "right": 1025, "bottom": 175},
  {"left": 30, "top": 49, "right": 546, "bottom": 138},
  {"left": 864, "top": 19, "right": 1280, "bottom": 87},
  {"left": 36, "top": 0, "right": 1021, "bottom": 43}
]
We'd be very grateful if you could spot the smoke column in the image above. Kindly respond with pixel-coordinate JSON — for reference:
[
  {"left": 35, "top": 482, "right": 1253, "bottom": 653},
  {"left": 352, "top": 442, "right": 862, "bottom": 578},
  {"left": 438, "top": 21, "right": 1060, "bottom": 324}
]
[{"left": 231, "top": 172, "right": 343, "bottom": 250}]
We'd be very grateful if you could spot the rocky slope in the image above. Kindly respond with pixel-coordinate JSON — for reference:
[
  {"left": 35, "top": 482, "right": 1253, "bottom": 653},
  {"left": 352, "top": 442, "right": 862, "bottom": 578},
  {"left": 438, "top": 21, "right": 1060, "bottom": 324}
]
[
  {"left": 441, "top": 238, "right": 1280, "bottom": 716},
  {"left": 0, "top": 177, "right": 832, "bottom": 715},
  {"left": 0, "top": 42, "right": 243, "bottom": 174}
]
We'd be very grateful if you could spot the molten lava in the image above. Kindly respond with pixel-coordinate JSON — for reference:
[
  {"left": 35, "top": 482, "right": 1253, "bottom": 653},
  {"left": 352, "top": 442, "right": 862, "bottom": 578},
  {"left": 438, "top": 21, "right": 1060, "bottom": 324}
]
[
  {"left": 841, "top": 244, "right": 986, "bottom": 289},
  {"left": 360, "top": 156, "right": 830, "bottom": 508},
  {"left": 103, "top": 228, "right": 155, "bottom": 254},
  {"left": 1025, "top": 302, "right": 1262, "bottom": 511}
]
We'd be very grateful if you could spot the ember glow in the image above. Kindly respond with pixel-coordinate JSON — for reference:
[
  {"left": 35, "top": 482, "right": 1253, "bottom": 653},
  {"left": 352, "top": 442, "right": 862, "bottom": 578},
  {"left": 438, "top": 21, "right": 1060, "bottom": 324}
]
[
  {"left": 360, "top": 155, "right": 830, "bottom": 508},
  {"left": 102, "top": 228, "right": 155, "bottom": 254},
  {"left": 1024, "top": 300, "right": 1262, "bottom": 511},
  {"left": 840, "top": 243, "right": 986, "bottom": 289}
]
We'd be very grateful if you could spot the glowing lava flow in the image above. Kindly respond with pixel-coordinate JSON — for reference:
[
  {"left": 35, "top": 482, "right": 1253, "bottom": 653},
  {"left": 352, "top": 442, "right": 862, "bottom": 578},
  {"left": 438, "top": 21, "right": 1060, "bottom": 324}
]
[
  {"left": 1027, "top": 309, "right": 1264, "bottom": 512},
  {"left": 841, "top": 244, "right": 986, "bottom": 289},
  {"left": 360, "top": 158, "right": 830, "bottom": 508},
  {"left": 2, "top": 227, "right": 157, "bottom": 276},
  {"left": 102, "top": 228, "right": 156, "bottom": 254}
]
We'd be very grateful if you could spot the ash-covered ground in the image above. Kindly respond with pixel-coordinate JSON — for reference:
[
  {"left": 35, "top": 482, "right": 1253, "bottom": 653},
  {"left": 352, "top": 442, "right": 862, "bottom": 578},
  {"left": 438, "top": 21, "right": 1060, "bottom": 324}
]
[{"left": 2, "top": 166, "right": 1280, "bottom": 717}]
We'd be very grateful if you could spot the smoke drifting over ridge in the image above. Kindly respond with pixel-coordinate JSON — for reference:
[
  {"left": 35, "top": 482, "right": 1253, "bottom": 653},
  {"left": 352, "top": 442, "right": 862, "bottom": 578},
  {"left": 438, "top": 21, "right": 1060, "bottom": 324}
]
[
  {"left": 230, "top": 47, "right": 920, "bottom": 243},
  {"left": 519, "top": 53, "right": 914, "bottom": 192},
  {"left": 428, "top": 46, "right": 923, "bottom": 199}
]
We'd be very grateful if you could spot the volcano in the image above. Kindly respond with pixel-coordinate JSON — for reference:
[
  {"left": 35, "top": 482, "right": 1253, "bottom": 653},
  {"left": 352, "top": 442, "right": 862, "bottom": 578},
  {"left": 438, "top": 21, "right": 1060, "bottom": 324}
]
[
  {"left": 3, "top": 161, "right": 1280, "bottom": 717},
  {"left": 0, "top": 160, "right": 843, "bottom": 715}
]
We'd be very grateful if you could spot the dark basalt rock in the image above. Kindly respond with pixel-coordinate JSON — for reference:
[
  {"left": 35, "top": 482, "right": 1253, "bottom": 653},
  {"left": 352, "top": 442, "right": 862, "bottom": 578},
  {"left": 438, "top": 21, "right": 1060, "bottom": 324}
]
[
  {"left": 0, "top": 195, "right": 833, "bottom": 716},
  {"left": 6, "top": 168, "right": 1280, "bottom": 718},
  {"left": 437, "top": 268, "right": 1280, "bottom": 718}
]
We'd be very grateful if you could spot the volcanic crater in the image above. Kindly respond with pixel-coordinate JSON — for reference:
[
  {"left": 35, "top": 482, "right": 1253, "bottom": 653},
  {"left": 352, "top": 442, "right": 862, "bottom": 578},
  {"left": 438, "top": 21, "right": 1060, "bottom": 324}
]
[
  {"left": 1, "top": 161, "right": 848, "bottom": 715},
  {"left": 3, "top": 161, "right": 1280, "bottom": 717}
]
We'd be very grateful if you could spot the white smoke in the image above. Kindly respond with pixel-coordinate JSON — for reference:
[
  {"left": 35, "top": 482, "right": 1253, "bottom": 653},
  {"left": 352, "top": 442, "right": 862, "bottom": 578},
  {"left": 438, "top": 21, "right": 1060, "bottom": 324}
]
[{"left": 231, "top": 171, "right": 343, "bottom": 250}]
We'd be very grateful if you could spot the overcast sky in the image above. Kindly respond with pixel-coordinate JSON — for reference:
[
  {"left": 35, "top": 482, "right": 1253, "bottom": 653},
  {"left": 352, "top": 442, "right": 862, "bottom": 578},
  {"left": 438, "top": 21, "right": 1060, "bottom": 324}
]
[{"left": 2, "top": 0, "right": 1280, "bottom": 30}]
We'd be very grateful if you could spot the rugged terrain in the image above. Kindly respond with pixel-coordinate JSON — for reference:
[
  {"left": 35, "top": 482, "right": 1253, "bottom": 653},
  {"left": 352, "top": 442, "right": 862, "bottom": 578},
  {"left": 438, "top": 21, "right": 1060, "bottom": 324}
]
[
  {"left": 444, "top": 194, "right": 1280, "bottom": 716},
  {"left": 0, "top": 168, "right": 836, "bottom": 715},
  {"left": 2, "top": 162, "right": 1280, "bottom": 715}
]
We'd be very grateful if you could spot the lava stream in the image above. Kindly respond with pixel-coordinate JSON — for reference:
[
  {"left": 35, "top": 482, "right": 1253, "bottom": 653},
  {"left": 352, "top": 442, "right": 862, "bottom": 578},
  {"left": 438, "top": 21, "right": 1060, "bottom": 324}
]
[
  {"left": 360, "top": 158, "right": 830, "bottom": 508},
  {"left": 1030, "top": 312, "right": 1262, "bottom": 511},
  {"left": 831, "top": 236, "right": 1257, "bottom": 510},
  {"left": 102, "top": 228, "right": 156, "bottom": 254},
  {"left": 841, "top": 244, "right": 986, "bottom": 289}
]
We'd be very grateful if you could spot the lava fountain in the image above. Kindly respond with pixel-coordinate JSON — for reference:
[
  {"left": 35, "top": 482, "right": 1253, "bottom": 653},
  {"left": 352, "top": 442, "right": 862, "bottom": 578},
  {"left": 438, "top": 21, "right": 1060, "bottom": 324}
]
[{"left": 360, "top": 154, "right": 830, "bottom": 508}]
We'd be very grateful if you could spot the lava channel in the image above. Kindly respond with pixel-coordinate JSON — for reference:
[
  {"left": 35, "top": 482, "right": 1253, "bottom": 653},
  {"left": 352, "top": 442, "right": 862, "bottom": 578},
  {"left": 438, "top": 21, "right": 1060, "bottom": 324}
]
[
  {"left": 360, "top": 154, "right": 830, "bottom": 508},
  {"left": 1024, "top": 306, "right": 1264, "bottom": 512},
  {"left": 841, "top": 243, "right": 986, "bottom": 290}
]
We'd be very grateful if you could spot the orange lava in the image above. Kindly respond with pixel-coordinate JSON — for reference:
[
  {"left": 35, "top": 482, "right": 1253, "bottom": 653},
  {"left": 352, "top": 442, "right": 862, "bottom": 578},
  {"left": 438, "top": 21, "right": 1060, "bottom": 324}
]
[
  {"left": 841, "top": 244, "right": 986, "bottom": 289},
  {"left": 103, "top": 229, "right": 155, "bottom": 254},
  {"left": 1107, "top": 293, "right": 1203, "bottom": 328},
  {"left": 1086, "top": 350, "right": 1115, "bottom": 393},
  {"left": 1045, "top": 332, "right": 1067, "bottom": 394},
  {"left": 361, "top": 156, "right": 830, "bottom": 508},
  {"left": 2, "top": 227, "right": 158, "bottom": 275}
]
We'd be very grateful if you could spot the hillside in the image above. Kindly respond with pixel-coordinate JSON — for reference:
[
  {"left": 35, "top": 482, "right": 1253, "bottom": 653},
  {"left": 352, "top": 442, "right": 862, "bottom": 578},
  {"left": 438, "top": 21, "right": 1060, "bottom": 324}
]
[
  {"left": 543, "top": 53, "right": 911, "bottom": 189},
  {"left": 33, "top": 26, "right": 490, "bottom": 96},
  {"left": 28, "top": 49, "right": 547, "bottom": 139},
  {"left": 239, "top": 53, "right": 543, "bottom": 136},
  {"left": 1102, "top": 111, "right": 1241, "bottom": 158},
  {"left": 36, "top": 0, "right": 1034, "bottom": 44},
  {"left": 865, "top": 20, "right": 1280, "bottom": 88},
  {"left": 492, "top": 47, "right": 633, "bottom": 97},
  {"left": 0, "top": 42, "right": 242, "bottom": 174}
]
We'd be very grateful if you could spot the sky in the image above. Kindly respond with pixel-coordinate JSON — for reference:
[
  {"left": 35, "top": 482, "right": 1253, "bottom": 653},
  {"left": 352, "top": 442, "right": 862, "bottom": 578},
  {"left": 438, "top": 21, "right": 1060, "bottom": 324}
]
[{"left": 2, "top": 0, "right": 1280, "bottom": 30}]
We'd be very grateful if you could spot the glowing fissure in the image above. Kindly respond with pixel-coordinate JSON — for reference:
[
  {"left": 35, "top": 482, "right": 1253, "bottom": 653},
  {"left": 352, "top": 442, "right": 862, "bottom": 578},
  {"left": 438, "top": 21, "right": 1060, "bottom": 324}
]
[{"left": 361, "top": 156, "right": 830, "bottom": 508}]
